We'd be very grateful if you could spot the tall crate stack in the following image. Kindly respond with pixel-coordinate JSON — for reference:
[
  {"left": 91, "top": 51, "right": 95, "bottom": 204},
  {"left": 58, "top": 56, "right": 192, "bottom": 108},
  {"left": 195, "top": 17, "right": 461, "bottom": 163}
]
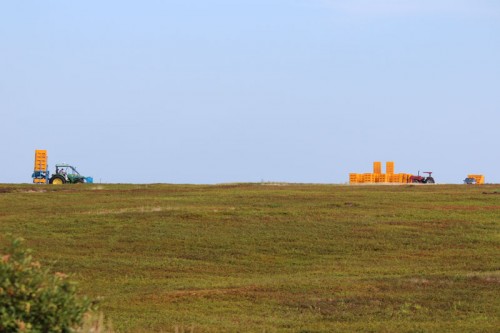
[
  {"left": 386, "top": 161, "right": 394, "bottom": 175},
  {"left": 372, "top": 162, "right": 382, "bottom": 182},
  {"left": 33, "top": 149, "right": 49, "bottom": 184}
]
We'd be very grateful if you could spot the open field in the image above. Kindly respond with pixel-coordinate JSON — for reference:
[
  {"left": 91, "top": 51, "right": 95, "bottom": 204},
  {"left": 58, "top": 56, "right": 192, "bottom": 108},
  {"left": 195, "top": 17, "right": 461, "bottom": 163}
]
[{"left": 0, "top": 183, "right": 499, "bottom": 332}]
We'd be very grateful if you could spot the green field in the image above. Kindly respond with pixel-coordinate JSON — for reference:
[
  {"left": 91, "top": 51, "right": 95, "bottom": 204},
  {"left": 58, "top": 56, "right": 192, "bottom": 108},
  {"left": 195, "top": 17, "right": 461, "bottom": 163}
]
[{"left": 1, "top": 183, "right": 499, "bottom": 332}]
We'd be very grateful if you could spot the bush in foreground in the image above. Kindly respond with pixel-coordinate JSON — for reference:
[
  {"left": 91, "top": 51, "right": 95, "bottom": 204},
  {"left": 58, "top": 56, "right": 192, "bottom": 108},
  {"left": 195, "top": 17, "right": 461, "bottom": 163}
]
[{"left": 0, "top": 238, "right": 96, "bottom": 333}]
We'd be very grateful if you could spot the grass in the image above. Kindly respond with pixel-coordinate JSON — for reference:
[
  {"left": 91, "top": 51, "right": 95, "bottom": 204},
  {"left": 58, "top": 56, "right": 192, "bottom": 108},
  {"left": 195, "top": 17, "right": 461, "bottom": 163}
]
[{"left": 0, "top": 183, "right": 499, "bottom": 332}]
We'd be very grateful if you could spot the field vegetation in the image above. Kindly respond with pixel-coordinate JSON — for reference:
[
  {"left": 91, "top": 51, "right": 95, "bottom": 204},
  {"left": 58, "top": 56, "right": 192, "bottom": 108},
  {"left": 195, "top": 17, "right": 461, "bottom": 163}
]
[{"left": 0, "top": 183, "right": 499, "bottom": 332}]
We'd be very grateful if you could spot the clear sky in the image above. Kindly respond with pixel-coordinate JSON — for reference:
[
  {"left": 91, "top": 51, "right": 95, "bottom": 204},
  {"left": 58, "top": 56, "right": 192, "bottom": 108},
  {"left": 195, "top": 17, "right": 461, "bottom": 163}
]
[{"left": 1, "top": 0, "right": 499, "bottom": 184}]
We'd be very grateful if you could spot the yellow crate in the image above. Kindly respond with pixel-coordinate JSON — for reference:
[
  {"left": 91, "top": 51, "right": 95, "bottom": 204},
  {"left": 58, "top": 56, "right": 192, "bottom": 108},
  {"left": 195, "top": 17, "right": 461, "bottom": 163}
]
[{"left": 373, "top": 162, "right": 382, "bottom": 174}]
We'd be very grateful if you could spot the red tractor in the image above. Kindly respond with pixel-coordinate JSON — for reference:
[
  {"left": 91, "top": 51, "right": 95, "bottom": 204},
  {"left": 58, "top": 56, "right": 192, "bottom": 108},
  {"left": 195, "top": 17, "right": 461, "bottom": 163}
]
[{"left": 410, "top": 171, "right": 435, "bottom": 184}]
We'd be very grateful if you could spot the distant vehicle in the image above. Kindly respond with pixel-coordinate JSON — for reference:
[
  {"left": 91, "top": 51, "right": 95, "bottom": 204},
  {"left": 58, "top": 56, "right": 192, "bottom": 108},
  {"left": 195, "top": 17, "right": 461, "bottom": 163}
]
[
  {"left": 410, "top": 171, "right": 435, "bottom": 184},
  {"left": 49, "top": 164, "right": 93, "bottom": 184},
  {"left": 463, "top": 177, "right": 477, "bottom": 185}
]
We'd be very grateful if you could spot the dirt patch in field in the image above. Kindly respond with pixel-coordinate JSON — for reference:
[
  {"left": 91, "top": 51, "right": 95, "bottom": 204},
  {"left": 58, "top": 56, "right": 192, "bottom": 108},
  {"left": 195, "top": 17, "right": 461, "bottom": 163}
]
[
  {"left": 0, "top": 187, "right": 47, "bottom": 194},
  {"left": 466, "top": 271, "right": 500, "bottom": 284},
  {"left": 408, "top": 277, "right": 432, "bottom": 285},
  {"left": 288, "top": 295, "right": 395, "bottom": 317},
  {"left": 436, "top": 205, "right": 500, "bottom": 211},
  {"left": 145, "top": 285, "right": 262, "bottom": 302},
  {"left": 84, "top": 206, "right": 168, "bottom": 215},
  {"left": 21, "top": 189, "right": 47, "bottom": 193}
]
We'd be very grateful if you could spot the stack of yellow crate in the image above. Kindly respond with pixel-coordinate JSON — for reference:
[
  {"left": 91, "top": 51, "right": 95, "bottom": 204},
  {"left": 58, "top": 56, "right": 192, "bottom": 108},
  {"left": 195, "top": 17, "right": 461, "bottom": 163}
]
[
  {"left": 349, "top": 173, "right": 359, "bottom": 184},
  {"left": 372, "top": 161, "right": 383, "bottom": 183},
  {"left": 386, "top": 161, "right": 394, "bottom": 175},
  {"left": 386, "top": 174, "right": 396, "bottom": 183},
  {"left": 385, "top": 161, "right": 395, "bottom": 183},
  {"left": 404, "top": 174, "right": 412, "bottom": 183},
  {"left": 33, "top": 149, "right": 48, "bottom": 184},
  {"left": 363, "top": 173, "right": 374, "bottom": 183},
  {"left": 349, "top": 161, "right": 414, "bottom": 184}
]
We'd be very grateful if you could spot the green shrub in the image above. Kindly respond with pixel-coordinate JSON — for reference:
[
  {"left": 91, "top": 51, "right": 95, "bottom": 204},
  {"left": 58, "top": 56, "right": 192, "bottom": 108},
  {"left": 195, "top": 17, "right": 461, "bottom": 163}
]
[{"left": 0, "top": 238, "right": 93, "bottom": 333}]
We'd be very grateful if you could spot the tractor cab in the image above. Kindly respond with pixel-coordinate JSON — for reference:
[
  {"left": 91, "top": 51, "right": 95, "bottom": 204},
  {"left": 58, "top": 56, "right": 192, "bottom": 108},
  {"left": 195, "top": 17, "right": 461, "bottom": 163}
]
[{"left": 56, "top": 164, "right": 80, "bottom": 182}]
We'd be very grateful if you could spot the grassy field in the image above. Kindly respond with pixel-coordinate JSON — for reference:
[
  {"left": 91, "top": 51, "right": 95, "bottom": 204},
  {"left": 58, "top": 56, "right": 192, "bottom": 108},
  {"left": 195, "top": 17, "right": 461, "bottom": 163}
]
[{"left": 0, "top": 183, "right": 499, "bottom": 332}]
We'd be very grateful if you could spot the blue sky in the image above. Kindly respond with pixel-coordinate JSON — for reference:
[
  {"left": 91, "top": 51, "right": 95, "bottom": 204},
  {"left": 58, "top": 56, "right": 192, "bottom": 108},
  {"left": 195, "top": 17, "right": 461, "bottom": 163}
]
[{"left": 1, "top": 0, "right": 499, "bottom": 184}]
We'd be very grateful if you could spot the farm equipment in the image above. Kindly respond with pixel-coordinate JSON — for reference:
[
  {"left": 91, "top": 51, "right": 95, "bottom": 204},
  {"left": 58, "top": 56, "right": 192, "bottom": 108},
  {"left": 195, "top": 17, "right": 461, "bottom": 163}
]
[
  {"left": 464, "top": 177, "right": 477, "bottom": 185},
  {"left": 410, "top": 171, "right": 435, "bottom": 184},
  {"left": 32, "top": 150, "right": 50, "bottom": 184},
  {"left": 32, "top": 150, "right": 93, "bottom": 184},
  {"left": 49, "top": 164, "right": 93, "bottom": 184}
]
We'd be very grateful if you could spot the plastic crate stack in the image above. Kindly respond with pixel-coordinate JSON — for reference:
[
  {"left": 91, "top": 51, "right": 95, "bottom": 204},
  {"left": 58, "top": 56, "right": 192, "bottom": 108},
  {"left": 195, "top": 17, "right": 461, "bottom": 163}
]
[
  {"left": 32, "top": 149, "right": 49, "bottom": 184},
  {"left": 349, "top": 161, "right": 412, "bottom": 184}
]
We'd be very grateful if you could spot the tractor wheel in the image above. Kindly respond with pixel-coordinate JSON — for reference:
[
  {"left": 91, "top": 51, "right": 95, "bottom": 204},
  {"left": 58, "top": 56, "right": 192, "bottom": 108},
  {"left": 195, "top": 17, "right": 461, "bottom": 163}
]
[
  {"left": 74, "top": 178, "right": 84, "bottom": 184},
  {"left": 49, "top": 175, "right": 66, "bottom": 185},
  {"left": 425, "top": 177, "right": 435, "bottom": 184}
]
